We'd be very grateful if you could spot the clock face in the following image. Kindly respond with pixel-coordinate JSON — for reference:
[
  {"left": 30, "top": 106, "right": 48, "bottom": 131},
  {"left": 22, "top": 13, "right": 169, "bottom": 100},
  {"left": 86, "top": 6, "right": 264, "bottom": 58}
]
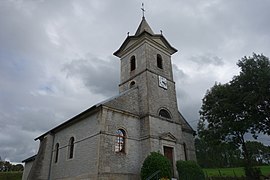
[{"left": 158, "top": 76, "right": 167, "bottom": 89}]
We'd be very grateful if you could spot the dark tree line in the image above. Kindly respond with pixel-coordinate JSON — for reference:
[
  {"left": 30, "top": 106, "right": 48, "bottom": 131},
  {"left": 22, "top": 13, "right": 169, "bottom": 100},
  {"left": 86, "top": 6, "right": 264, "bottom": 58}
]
[
  {"left": 195, "top": 138, "right": 270, "bottom": 168},
  {"left": 197, "top": 53, "right": 270, "bottom": 179},
  {"left": 0, "top": 158, "right": 24, "bottom": 172}
]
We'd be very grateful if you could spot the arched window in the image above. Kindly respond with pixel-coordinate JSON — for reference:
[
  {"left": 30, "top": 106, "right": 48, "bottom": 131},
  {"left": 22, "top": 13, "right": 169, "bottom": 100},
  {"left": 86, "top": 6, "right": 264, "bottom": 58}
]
[
  {"left": 159, "top": 109, "right": 171, "bottom": 119},
  {"left": 130, "top": 55, "right": 136, "bottom": 71},
  {"left": 115, "top": 129, "right": 126, "bottom": 153},
  {"left": 157, "top": 54, "right": 163, "bottom": 69},
  {"left": 183, "top": 143, "right": 188, "bottom": 160},
  {"left": 68, "top": 137, "right": 75, "bottom": 159},
  {"left": 129, "top": 81, "right": 135, "bottom": 88},
  {"left": 54, "top": 143, "right": 59, "bottom": 163}
]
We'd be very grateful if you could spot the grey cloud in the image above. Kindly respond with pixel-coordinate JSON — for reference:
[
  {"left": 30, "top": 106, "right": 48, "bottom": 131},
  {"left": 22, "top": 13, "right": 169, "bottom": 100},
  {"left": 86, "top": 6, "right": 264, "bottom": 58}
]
[
  {"left": 172, "top": 64, "right": 188, "bottom": 81},
  {"left": 189, "top": 54, "right": 224, "bottom": 66},
  {"left": 173, "top": 63, "right": 222, "bottom": 130},
  {"left": 172, "top": 64, "right": 190, "bottom": 101},
  {"left": 63, "top": 55, "right": 119, "bottom": 97},
  {"left": 156, "top": 1, "right": 270, "bottom": 61},
  {"left": 179, "top": 102, "right": 202, "bottom": 129},
  {"left": 0, "top": 125, "right": 39, "bottom": 163}
]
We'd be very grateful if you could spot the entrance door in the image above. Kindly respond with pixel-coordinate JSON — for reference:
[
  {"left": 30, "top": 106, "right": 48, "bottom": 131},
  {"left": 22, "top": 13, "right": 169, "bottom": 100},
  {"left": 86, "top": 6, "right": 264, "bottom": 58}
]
[{"left": 163, "top": 146, "right": 174, "bottom": 176}]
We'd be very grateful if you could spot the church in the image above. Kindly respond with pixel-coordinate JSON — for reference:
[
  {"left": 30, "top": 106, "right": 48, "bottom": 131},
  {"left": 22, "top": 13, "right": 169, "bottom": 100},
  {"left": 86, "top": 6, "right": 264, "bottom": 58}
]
[{"left": 22, "top": 15, "right": 196, "bottom": 180}]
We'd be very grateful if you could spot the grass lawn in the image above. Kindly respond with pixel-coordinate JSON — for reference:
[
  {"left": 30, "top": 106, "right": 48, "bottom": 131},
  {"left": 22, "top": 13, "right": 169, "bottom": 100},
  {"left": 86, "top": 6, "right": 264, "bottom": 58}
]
[
  {"left": 203, "top": 165, "right": 270, "bottom": 178},
  {"left": 260, "top": 166, "right": 270, "bottom": 177},
  {"left": 0, "top": 171, "right": 23, "bottom": 180}
]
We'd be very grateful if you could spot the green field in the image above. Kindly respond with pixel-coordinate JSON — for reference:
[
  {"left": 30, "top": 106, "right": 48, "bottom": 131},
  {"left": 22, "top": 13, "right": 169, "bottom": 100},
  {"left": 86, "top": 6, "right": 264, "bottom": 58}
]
[
  {"left": 0, "top": 167, "right": 269, "bottom": 179},
  {"left": 0, "top": 171, "right": 23, "bottom": 180},
  {"left": 203, "top": 166, "right": 270, "bottom": 178}
]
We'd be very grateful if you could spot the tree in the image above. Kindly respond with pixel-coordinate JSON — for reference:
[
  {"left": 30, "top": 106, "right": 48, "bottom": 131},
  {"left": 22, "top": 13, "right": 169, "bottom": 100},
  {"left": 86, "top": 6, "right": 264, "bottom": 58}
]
[
  {"left": 0, "top": 158, "right": 24, "bottom": 172},
  {"left": 233, "top": 54, "right": 270, "bottom": 135},
  {"left": 199, "top": 82, "right": 253, "bottom": 165},
  {"left": 196, "top": 118, "right": 244, "bottom": 168},
  {"left": 10, "top": 164, "right": 24, "bottom": 171},
  {"left": 195, "top": 137, "right": 242, "bottom": 168},
  {"left": 246, "top": 141, "right": 270, "bottom": 165},
  {"left": 199, "top": 53, "right": 270, "bottom": 178}
]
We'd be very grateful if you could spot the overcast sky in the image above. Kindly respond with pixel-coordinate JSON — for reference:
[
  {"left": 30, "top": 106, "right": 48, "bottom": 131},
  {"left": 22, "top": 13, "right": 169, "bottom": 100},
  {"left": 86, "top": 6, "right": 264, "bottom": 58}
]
[{"left": 0, "top": 0, "right": 270, "bottom": 163}]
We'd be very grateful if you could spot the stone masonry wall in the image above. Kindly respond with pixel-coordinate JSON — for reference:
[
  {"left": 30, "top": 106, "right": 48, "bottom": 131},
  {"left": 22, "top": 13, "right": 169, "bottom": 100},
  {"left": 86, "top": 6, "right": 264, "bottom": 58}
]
[
  {"left": 98, "top": 107, "right": 142, "bottom": 179},
  {"left": 50, "top": 111, "right": 101, "bottom": 179},
  {"left": 27, "top": 134, "right": 54, "bottom": 180},
  {"left": 182, "top": 131, "right": 196, "bottom": 161},
  {"left": 22, "top": 160, "right": 33, "bottom": 180}
]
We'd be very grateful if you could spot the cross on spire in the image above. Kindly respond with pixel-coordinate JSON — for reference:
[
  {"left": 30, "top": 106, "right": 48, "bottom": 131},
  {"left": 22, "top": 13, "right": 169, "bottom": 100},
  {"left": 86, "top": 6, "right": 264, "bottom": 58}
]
[{"left": 141, "top": 3, "right": 145, "bottom": 17}]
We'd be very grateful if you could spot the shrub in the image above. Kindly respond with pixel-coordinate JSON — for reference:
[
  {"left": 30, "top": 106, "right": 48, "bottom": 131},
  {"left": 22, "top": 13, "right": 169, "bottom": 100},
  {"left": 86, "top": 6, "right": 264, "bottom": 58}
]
[
  {"left": 244, "top": 165, "right": 261, "bottom": 180},
  {"left": 140, "top": 152, "right": 172, "bottom": 180},
  {"left": 176, "top": 160, "right": 205, "bottom": 180}
]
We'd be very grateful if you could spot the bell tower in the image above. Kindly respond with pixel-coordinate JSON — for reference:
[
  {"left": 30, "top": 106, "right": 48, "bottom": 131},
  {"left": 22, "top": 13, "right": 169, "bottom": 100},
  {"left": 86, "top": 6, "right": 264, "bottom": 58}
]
[
  {"left": 114, "top": 17, "right": 181, "bottom": 121},
  {"left": 114, "top": 17, "right": 180, "bottom": 120}
]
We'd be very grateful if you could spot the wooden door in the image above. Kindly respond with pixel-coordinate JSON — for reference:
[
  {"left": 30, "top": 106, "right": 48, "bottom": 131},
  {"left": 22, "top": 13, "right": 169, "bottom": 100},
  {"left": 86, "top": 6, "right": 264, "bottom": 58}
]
[{"left": 163, "top": 146, "right": 174, "bottom": 176}]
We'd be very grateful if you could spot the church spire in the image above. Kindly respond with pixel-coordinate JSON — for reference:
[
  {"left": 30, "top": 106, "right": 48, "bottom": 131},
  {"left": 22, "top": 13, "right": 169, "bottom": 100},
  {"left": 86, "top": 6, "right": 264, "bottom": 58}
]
[
  {"left": 135, "top": 3, "right": 154, "bottom": 36},
  {"left": 134, "top": 17, "right": 154, "bottom": 36},
  {"left": 114, "top": 12, "right": 177, "bottom": 58}
]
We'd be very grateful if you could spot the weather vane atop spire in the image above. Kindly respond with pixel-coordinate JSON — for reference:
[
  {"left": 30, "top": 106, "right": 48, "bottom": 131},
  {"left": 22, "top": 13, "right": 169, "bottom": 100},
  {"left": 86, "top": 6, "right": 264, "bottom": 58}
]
[{"left": 141, "top": 3, "right": 145, "bottom": 17}]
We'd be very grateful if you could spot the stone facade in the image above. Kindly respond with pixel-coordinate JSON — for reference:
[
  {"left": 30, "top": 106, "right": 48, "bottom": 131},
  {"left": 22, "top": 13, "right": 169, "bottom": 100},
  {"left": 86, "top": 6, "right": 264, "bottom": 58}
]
[
  {"left": 50, "top": 110, "right": 101, "bottom": 179},
  {"left": 22, "top": 17, "right": 196, "bottom": 180},
  {"left": 22, "top": 155, "right": 36, "bottom": 180}
]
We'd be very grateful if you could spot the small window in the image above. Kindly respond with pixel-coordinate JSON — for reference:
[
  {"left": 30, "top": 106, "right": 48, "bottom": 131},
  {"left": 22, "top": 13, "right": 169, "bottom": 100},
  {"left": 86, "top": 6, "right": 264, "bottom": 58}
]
[
  {"left": 157, "top": 54, "right": 163, "bottom": 69},
  {"left": 115, "top": 129, "right": 126, "bottom": 153},
  {"left": 54, "top": 143, "right": 59, "bottom": 163},
  {"left": 159, "top": 109, "right": 171, "bottom": 119},
  {"left": 68, "top": 137, "right": 75, "bottom": 159},
  {"left": 130, "top": 56, "right": 136, "bottom": 71},
  {"left": 130, "top": 81, "right": 135, "bottom": 88}
]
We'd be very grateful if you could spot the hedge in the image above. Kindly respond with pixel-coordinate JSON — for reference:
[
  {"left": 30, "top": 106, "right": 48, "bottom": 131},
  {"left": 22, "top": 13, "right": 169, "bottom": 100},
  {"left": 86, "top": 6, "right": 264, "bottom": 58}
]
[
  {"left": 140, "top": 152, "right": 172, "bottom": 179},
  {"left": 176, "top": 160, "right": 205, "bottom": 180}
]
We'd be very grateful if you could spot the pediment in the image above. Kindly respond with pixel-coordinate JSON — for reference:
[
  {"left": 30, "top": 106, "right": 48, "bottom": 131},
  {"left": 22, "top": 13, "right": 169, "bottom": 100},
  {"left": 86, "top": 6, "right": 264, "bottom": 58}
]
[
  {"left": 114, "top": 32, "right": 177, "bottom": 58},
  {"left": 153, "top": 38, "right": 166, "bottom": 48},
  {"left": 121, "top": 39, "right": 137, "bottom": 52},
  {"left": 159, "top": 132, "right": 177, "bottom": 142}
]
